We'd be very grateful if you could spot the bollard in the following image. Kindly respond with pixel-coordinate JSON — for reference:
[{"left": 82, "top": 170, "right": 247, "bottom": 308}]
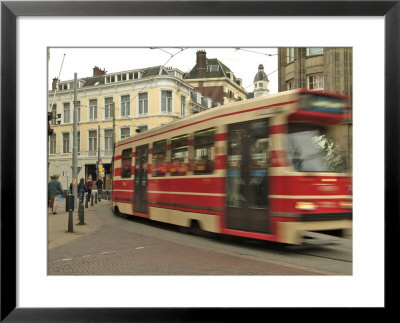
[
  {"left": 95, "top": 192, "right": 98, "bottom": 204},
  {"left": 68, "top": 211, "right": 73, "bottom": 232},
  {"left": 85, "top": 194, "right": 88, "bottom": 208},
  {"left": 78, "top": 202, "right": 84, "bottom": 224},
  {"left": 91, "top": 194, "right": 94, "bottom": 206}
]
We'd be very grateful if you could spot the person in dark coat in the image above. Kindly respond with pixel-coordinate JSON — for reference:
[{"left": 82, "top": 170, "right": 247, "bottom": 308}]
[
  {"left": 77, "top": 178, "right": 87, "bottom": 203},
  {"left": 48, "top": 174, "right": 63, "bottom": 214},
  {"left": 96, "top": 176, "right": 104, "bottom": 201},
  {"left": 86, "top": 176, "right": 93, "bottom": 201}
]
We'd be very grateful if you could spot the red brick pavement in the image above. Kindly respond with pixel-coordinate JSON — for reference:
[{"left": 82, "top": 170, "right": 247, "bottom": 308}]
[{"left": 48, "top": 204, "right": 336, "bottom": 275}]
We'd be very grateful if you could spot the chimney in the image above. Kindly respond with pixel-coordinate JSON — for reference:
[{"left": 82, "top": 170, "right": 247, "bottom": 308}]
[
  {"left": 52, "top": 77, "right": 58, "bottom": 90},
  {"left": 93, "top": 66, "right": 106, "bottom": 76},
  {"left": 196, "top": 50, "right": 207, "bottom": 78}
]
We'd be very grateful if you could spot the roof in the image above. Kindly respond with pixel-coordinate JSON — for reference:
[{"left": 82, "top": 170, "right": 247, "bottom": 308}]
[
  {"left": 80, "top": 66, "right": 169, "bottom": 88},
  {"left": 254, "top": 64, "right": 268, "bottom": 82},
  {"left": 185, "top": 58, "right": 239, "bottom": 82}
]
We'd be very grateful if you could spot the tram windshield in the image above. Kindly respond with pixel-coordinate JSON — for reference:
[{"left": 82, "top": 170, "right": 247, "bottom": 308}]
[{"left": 287, "top": 123, "right": 347, "bottom": 173}]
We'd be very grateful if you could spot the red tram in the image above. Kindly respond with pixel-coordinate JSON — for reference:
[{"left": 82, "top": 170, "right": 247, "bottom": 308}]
[{"left": 112, "top": 89, "right": 352, "bottom": 244}]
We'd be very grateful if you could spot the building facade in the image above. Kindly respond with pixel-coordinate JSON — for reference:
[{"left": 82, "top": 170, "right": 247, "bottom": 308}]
[
  {"left": 277, "top": 47, "right": 353, "bottom": 170},
  {"left": 184, "top": 50, "right": 248, "bottom": 105},
  {"left": 277, "top": 47, "right": 353, "bottom": 96},
  {"left": 48, "top": 66, "right": 195, "bottom": 189}
]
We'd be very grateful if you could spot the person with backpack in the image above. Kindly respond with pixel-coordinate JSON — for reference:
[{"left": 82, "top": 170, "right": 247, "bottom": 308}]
[{"left": 48, "top": 174, "right": 63, "bottom": 214}]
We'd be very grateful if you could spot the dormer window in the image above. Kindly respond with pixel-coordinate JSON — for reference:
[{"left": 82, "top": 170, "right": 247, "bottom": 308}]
[
  {"left": 207, "top": 65, "right": 219, "bottom": 72},
  {"left": 59, "top": 83, "right": 70, "bottom": 91},
  {"left": 106, "top": 75, "right": 115, "bottom": 83}
]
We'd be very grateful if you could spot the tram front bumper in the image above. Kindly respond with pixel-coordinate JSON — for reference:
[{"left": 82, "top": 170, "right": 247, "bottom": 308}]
[{"left": 276, "top": 218, "right": 352, "bottom": 245}]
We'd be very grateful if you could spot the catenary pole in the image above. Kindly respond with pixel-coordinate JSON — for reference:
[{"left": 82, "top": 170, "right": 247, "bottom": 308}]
[
  {"left": 97, "top": 124, "right": 100, "bottom": 178},
  {"left": 112, "top": 102, "right": 116, "bottom": 149},
  {"left": 70, "top": 73, "right": 79, "bottom": 230}
]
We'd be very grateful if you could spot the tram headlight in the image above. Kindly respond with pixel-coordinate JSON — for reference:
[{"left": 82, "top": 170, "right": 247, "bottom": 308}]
[
  {"left": 295, "top": 201, "right": 317, "bottom": 211},
  {"left": 339, "top": 200, "right": 352, "bottom": 209}
]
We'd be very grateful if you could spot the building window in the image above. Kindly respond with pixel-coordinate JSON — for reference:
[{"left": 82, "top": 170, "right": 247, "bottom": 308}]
[
  {"left": 161, "top": 90, "right": 172, "bottom": 114},
  {"left": 307, "top": 74, "right": 324, "bottom": 90},
  {"left": 121, "top": 95, "right": 130, "bottom": 117},
  {"left": 63, "top": 102, "right": 70, "bottom": 123},
  {"left": 181, "top": 95, "right": 186, "bottom": 117},
  {"left": 306, "top": 48, "right": 323, "bottom": 56},
  {"left": 89, "top": 99, "right": 97, "bottom": 121},
  {"left": 136, "top": 125, "right": 148, "bottom": 133},
  {"left": 259, "top": 83, "right": 263, "bottom": 88},
  {"left": 286, "top": 79, "right": 294, "bottom": 90},
  {"left": 194, "top": 128, "right": 215, "bottom": 174},
  {"left": 49, "top": 134, "right": 56, "bottom": 154},
  {"left": 88, "top": 130, "right": 97, "bottom": 156},
  {"left": 138, "top": 92, "right": 148, "bottom": 115},
  {"left": 120, "top": 127, "right": 130, "bottom": 140},
  {"left": 121, "top": 148, "right": 132, "bottom": 178},
  {"left": 62, "top": 132, "right": 70, "bottom": 154},
  {"left": 287, "top": 48, "right": 295, "bottom": 63},
  {"left": 51, "top": 104, "right": 57, "bottom": 125},
  {"left": 105, "top": 97, "right": 113, "bottom": 119},
  {"left": 170, "top": 134, "right": 189, "bottom": 176},
  {"left": 104, "top": 129, "right": 113, "bottom": 155},
  {"left": 152, "top": 140, "right": 167, "bottom": 177}
]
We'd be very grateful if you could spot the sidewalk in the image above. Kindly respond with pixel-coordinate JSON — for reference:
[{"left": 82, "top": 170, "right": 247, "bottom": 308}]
[{"left": 48, "top": 197, "right": 112, "bottom": 250}]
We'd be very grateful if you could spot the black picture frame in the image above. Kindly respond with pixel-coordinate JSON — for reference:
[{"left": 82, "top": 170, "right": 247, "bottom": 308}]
[{"left": 1, "top": 1, "right": 398, "bottom": 321}]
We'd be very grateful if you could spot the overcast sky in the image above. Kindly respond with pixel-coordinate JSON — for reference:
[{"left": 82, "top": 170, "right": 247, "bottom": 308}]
[{"left": 48, "top": 47, "right": 279, "bottom": 94}]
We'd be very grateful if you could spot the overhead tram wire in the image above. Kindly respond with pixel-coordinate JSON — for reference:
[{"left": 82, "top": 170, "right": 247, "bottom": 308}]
[
  {"left": 125, "top": 47, "right": 188, "bottom": 127},
  {"left": 237, "top": 47, "right": 334, "bottom": 91},
  {"left": 49, "top": 53, "right": 66, "bottom": 111},
  {"left": 64, "top": 49, "right": 188, "bottom": 138}
]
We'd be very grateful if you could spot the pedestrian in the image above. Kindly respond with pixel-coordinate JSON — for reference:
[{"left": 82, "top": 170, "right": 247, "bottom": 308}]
[
  {"left": 77, "top": 178, "right": 87, "bottom": 203},
  {"left": 96, "top": 176, "right": 104, "bottom": 202},
  {"left": 48, "top": 174, "right": 63, "bottom": 214},
  {"left": 86, "top": 176, "right": 93, "bottom": 201}
]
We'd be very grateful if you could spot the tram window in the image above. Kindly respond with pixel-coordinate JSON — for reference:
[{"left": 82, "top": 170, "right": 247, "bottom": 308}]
[
  {"left": 121, "top": 148, "right": 132, "bottom": 178},
  {"left": 194, "top": 128, "right": 215, "bottom": 174},
  {"left": 287, "top": 123, "right": 347, "bottom": 172},
  {"left": 152, "top": 140, "right": 167, "bottom": 177},
  {"left": 171, "top": 134, "right": 189, "bottom": 176}
]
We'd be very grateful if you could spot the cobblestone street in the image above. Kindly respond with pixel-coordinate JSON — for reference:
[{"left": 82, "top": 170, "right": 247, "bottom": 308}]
[{"left": 48, "top": 200, "right": 335, "bottom": 275}]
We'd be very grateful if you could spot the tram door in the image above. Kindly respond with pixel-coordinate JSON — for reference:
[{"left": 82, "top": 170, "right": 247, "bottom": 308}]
[
  {"left": 134, "top": 144, "right": 148, "bottom": 214},
  {"left": 226, "top": 119, "right": 270, "bottom": 233}
]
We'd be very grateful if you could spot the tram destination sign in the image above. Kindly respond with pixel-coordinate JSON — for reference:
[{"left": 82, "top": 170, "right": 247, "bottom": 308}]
[{"left": 300, "top": 94, "right": 344, "bottom": 115}]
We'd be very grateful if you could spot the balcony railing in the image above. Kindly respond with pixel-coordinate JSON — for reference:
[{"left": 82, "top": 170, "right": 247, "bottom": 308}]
[{"left": 48, "top": 149, "right": 113, "bottom": 158}]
